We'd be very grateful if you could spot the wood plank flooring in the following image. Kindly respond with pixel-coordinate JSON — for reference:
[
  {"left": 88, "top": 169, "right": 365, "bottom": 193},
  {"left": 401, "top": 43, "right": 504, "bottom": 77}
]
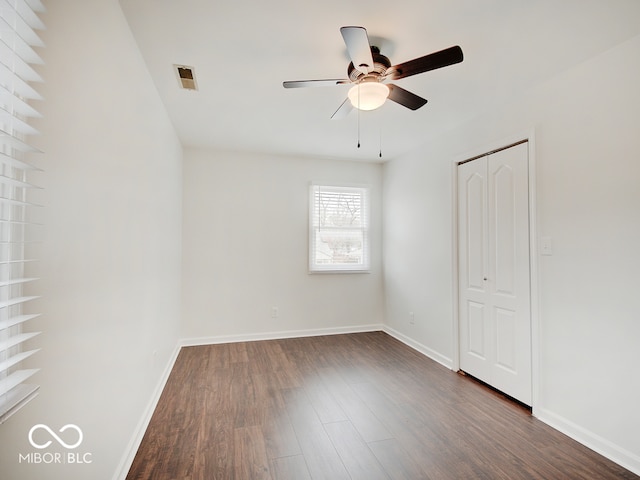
[{"left": 126, "top": 332, "right": 638, "bottom": 479}]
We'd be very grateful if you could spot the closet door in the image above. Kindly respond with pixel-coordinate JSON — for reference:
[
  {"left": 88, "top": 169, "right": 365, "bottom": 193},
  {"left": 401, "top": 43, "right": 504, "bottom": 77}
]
[
  {"left": 458, "top": 142, "right": 531, "bottom": 405},
  {"left": 458, "top": 156, "right": 491, "bottom": 382}
]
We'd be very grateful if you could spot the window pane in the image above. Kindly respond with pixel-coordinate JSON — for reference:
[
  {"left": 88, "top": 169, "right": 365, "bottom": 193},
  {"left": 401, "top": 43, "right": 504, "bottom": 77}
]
[
  {"left": 309, "top": 184, "right": 369, "bottom": 273},
  {"left": 317, "top": 190, "right": 363, "bottom": 228},
  {"left": 313, "top": 229, "right": 365, "bottom": 266}
]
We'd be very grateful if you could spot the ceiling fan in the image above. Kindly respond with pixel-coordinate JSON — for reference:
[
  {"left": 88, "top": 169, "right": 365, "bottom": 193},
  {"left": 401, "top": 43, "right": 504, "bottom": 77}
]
[{"left": 283, "top": 26, "right": 463, "bottom": 119}]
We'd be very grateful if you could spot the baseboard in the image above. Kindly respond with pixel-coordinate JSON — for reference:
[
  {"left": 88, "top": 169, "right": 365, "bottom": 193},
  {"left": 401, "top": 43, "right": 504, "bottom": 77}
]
[
  {"left": 180, "top": 323, "right": 384, "bottom": 347},
  {"left": 535, "top": 407, "right": 640, "bottom": 476},
  {"left": 112, "top": 342, "right": 182, "bottom": 480},
  {"left": 112, "top": 325, "right": 639, "bottom": 479},
  {"left": 383, "top": 327, "right": 639, "bottom": 476},
  {"left": 382, "top": 325, "right": 453, "bottom": 369},
  {"left": 113, "top": 323, "right": 382, "bottom": 479}
]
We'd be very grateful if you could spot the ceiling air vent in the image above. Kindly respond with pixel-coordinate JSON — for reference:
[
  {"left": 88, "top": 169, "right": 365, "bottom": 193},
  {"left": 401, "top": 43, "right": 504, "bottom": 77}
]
[{"left": 175, "top": 64, "right": 198, "bottom": 90}]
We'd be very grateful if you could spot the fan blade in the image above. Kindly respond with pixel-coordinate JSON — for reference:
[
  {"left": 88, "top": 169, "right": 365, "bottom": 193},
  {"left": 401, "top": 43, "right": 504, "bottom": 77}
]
[
  {"left": 340, "top": 26, "right": 374, "bottom": 74},
  {"left": 331, "top": 98, "right": 353, "bottom": 119},
  {"left": 387, "top": 84, "right": 428, "bottom": 110},
  {"left": 387, "top": 45, "right": 463, "bottom": 80},
  {"left": 283, "top": 79, "right": 350, "bottom": 88}
]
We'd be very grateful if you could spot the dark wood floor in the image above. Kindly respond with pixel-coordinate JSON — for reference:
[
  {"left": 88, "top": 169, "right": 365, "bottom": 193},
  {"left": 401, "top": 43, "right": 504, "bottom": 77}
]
[{"left": 126, "top": 332, "right": 638, "bottom": 479}]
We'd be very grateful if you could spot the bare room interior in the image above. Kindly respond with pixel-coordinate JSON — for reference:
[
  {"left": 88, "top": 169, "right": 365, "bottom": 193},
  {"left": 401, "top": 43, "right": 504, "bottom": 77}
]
[{"left": 0, "top": 1, "right": 639, "bottom": 479}]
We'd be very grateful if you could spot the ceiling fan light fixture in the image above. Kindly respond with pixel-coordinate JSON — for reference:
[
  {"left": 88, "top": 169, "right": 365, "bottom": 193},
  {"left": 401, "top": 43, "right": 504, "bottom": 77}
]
[{"left": 348, "top": 82, "right": 389, "bottom": 111}]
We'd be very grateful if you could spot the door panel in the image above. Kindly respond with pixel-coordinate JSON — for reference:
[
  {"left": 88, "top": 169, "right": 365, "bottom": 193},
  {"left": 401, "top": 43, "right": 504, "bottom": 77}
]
[
  {"left": 467, "top": 301, "right": 486, "bottom": 359},
  {"left": 458, "top": 158, "right": 490, "bottom": 381},
  {"left": 488, "top": 144, "right": 531, "bottom": 403},
  {"left": 495, "top": 307, "right": 517, "bottom": 372},
  {"left": 493, "top": 164, "right": 516, "bottom": 296},
  {"left": 466, "top": 173, "right": 486, "bottom": 290},
  {"left": 458, "top": 142, "right": 531, "bottom": 405}
]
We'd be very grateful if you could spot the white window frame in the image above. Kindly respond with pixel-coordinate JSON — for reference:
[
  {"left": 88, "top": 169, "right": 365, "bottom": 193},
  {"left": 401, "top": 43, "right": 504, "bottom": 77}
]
[{"left": 309, "top": 183, "right": 370, "bottom": 273}]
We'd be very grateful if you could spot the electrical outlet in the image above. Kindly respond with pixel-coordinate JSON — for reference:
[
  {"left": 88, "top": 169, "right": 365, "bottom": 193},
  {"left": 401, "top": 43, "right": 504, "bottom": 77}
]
[
  {"left": 271, "top": 307, "right": 279, "bottom": 318},
  {"left": 409, "top": 311, "right": 415, "bottom": 325}
]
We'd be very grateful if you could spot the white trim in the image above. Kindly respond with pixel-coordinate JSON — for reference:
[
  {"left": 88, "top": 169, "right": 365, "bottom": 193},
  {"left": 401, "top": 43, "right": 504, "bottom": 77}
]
[
  {"left": 451, "top": 129, "right": 540, "bottom": 409},
  {"left": 525, "top": 131, "right": 542, "bottom": 415},
  {"left": 180, "top": 323, "right": 384, "bottom": 347},
  {"left": 450, "top": 158, "right": 461, "bottom": 372},
  {"left": 112, "top": 342, "right": 182, "bottom": 480},
  {"left": 308, "top": 183, "right": 371, "bottom": 274},
  {"left": 112, "top": 320, "right": 640, "bottom": 478},
  {"left": 114, "top": 324, "right": 383, "bottom": 479},
  {"left": 536, "top": 408, "right": 640, "bottom": 476},
  {"left": 383, "top": 325, "right": 453, "bottom": 370}
]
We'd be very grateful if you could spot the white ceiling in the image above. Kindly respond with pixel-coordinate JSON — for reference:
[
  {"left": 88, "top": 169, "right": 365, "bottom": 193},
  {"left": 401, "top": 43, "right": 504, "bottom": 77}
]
[{"left": 119, "top": 0, "right": 640, "bottom": 161}]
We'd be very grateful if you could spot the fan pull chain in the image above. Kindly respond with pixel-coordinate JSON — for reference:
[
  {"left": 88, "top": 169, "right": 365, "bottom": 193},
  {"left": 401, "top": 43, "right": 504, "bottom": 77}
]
[
  {"left": 357, "top": 110, "right": 361, "bottom": 148},
  {"left": 357, "top": 85, "right": 361, "bottom": 148},
  {"left": 379, "top": 123, "right": 383, "bottom": 158}
]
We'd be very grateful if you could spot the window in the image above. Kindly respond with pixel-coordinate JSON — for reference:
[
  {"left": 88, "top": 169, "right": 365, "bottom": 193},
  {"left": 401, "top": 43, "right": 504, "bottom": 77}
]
[
  {"left": 0, "top": 0, "right": 45, "bottom": 423},
  {"left": 309, "top": 184, "right": 370, "bottom": 273}
]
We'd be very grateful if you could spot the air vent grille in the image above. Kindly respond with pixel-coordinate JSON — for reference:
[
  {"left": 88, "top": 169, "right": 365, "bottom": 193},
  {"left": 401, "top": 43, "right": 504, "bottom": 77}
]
[{"left": 175, "top": 64, "right": 198, "bottom": 90}]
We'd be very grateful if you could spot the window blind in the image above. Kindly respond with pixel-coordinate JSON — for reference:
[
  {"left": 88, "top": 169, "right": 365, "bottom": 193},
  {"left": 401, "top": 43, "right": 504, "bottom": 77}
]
[
  {"left": 309, "top": 184, "right": 370, "bottom": 273},
  {"left": 0, "top": 0, "right": 44, "bottom": 423}
]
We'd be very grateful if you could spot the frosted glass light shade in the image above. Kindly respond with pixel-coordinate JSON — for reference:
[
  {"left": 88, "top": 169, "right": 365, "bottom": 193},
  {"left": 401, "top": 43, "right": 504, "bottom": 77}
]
[{"left": 348, "top": 82, "right": 389, "bottom": 111}]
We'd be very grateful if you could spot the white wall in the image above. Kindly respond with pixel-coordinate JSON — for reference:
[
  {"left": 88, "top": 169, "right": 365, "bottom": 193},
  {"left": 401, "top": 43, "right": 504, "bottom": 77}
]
[
  {"left": 1, "top": 1, "right": 637, "bottom": 478},
  {"left": 181, "top": 148, "right": 384, "bottom": 342},
  {"left": 0, "top": 2, "right": 183, "bottom": 480},
  {"left": 383, "top": 34, "right": 640, "bottom": 473}
]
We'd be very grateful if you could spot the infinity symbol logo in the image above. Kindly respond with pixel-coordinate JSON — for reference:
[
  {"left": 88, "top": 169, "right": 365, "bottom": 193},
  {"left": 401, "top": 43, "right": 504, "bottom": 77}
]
[{"left": 28, "top": 424, "right": 83, "bottom": 450}]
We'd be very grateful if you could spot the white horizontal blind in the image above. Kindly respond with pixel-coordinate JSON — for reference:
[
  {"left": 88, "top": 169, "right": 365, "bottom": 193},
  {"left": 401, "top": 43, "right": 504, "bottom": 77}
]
[
  {"left": 309, "top": 184, "right": 370, "bottom": 272},
  {"left": 0, "top": 0, "right": 44, "bottom": 423}
]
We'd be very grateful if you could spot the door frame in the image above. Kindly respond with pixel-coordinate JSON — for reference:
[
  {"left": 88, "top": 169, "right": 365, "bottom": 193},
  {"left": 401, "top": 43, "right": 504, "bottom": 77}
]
[{"left": 451, "top": 129, "right": 541, "bottom": 413}]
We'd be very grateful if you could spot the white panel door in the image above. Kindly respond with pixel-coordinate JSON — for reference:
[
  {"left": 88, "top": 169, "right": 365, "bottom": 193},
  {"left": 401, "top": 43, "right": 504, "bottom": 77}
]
[
  {"left": 458, "top": 142, "right": 532, "bottom": 405},
  {"left": 458, "top": 156, "right": 491, "bottom": 382}
]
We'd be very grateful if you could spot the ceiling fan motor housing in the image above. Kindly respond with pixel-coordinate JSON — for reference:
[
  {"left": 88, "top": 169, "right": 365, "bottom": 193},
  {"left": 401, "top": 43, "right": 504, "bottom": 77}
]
[{"left": 348, "top": 47, "right": 391, "bottom": 82}]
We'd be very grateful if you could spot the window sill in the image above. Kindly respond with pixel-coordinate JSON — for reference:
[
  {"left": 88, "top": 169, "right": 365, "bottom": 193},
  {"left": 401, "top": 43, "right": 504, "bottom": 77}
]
[{"left": 308, "top": 269, "right": 371, "bottom": 274}]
